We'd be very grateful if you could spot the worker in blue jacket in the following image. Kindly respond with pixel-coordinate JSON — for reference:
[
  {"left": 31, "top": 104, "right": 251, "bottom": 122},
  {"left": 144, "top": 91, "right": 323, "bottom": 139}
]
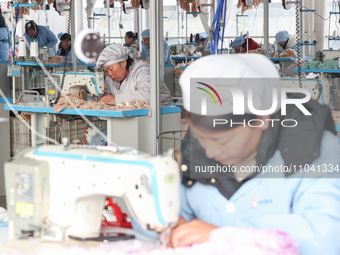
[
  {"left": 0, "top": 15, "right": 11, "bottom": 61},
  {"left": 56, "top": 33, "right": 72, "bottom": 61},
  {"left": 167, "top": 54, "right": 340, "bottom": 255},
  {"left": 275, "top": 30, "right": 298, "bottom": 53},
  {"left": 24, "top": 20, "right": 58, "bottom": 56},
  {"left": 140, "top": 29, "right": 171, "bottom": 64}
]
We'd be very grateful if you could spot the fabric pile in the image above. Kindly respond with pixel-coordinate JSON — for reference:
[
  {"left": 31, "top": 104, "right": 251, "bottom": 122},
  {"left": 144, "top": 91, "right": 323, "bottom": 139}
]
[
  {"left": 53, "top": 94, "right": 150, "bottom": 113},
  {"left": 42, "top": 56, "right": 64, "bottom": 63},
  {"left": 64, "top": 227, "right": 298, "bottom": 255},
  {"left": 301, "top": 58, "right": 339, "bottom": 69},
  {"left": 180, "top": 0, "right": 200, "bottom": 17},
  {"left": 272, "top": 49, "right": 297, "bottom": 58},
  {"left": 237, "top": 0, "right": 261, "bottom": 14}
]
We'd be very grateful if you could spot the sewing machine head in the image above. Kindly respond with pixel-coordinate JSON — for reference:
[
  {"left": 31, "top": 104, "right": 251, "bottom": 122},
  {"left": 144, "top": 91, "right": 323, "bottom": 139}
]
[
  {"left": 5, "top": 145, "right": 180, "bottom": 240},
  {"left": 316, "top": 49, "right": 340, "bottom": 61},
  {"left": 39, "top": 47, "right": 54, "bottom": 60},
  {"left": 53, "top": 71, "right": 104, "bottom": 98}
]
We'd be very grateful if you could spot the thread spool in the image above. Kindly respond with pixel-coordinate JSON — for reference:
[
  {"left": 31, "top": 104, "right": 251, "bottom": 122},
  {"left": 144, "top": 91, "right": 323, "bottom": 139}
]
[
  {"left": 18, "top": 40, "right": 26, "bottom": 57},
  {"left": 195, "top": 33, "right": 200, "bottom": 43},
  {"left": 303, "top": 31, "right": 309, "bottom": 43},
  {"left": 312, "top": 31, "right": 317, "bottom": 43},
  {"left": 30, "top": 41, "right": 39, "bottom": 57}
]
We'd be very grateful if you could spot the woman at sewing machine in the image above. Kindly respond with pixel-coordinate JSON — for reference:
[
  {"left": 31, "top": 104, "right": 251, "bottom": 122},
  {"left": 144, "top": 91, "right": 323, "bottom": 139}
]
[
  {"left": 56, "top": 33, "right": 73, "bottom": 61},
  {"left": 24, "top": 20, "right": 58, "bottom": 56},
  {"left": 96, "top": 43, "right": 171, "bottom": 106},
  {"left": 164, "top": 54, "right": 340, "bottom": 255}
]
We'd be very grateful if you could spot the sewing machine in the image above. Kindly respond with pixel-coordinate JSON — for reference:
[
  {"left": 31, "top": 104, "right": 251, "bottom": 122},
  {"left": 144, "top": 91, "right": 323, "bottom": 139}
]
[
  {"left": 39, "top": 47, "right": 54, "bottom": 60},
  {"left": 53, "top": 71, "right": 104, "bottom": 98},
  {"left": 280, "top": 77, "right": 330, "bottom": 105},
  {"left": 5, "top": 145, "right": 180, "bottom": 241},
  {"left": 316, "top": 50, "right": 340, "bottom": 61}
]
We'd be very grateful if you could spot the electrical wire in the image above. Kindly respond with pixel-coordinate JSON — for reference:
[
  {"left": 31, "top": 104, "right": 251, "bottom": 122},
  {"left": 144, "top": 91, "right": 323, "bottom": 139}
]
[
  {"left": 301, "top": 6, "right": 332, "bottom": 21},
  {"left": 53, "top": 0, "right": 72, "bottom": 105},
  {"left": 164, "top": 6, "right": 177, "bottom": 22}
]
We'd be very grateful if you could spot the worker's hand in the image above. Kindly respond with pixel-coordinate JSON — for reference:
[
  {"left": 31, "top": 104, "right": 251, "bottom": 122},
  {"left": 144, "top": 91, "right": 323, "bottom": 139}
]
[
  {"left": 169, "top": 219, "right": 219, "bottom": 248},
  {"left": 162, "top": 217, "right": 187, "bottom": 247},
  {"left": 100, "top": 94, "right": 115, "bottom": 105}
]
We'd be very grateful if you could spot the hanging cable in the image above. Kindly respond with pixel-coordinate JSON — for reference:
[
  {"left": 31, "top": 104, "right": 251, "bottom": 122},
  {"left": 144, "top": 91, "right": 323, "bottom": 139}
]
[
  {"left": 295, "top": 0, "right": 302, "bottom": 88},
  {"left": 52, "top": 0, "right": 72, "bottom": 105},
  {"left": 211, "top": 0, "right": 228, "bottom": 54}
]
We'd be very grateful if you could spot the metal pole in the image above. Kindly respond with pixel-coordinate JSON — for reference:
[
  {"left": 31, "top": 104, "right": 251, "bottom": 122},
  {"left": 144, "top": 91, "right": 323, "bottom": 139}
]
[
  {"left": 150, "top": 0, "right": 163, "bottom": 155},
  {"left": 11, "top": 5, "right": 15, "bottom": 103},
  {"left": 315, "top": 0, "right": 326, "bottom": 52},
  {"left": 300, "top": 0, "right": 305, "bottom": 60},
  {"left": 263, "top": 0, "right": 269, "bottom": 56},
  {"left": 71, "top": 0, "right": 77, "bottom": 71},
  {"left": 106, "top": 0, "right": 111, "bottom": 44}
]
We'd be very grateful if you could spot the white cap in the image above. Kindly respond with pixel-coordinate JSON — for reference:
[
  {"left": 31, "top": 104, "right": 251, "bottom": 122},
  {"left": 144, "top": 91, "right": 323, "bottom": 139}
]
[
  {"left": 97, "top": 44, "right": 130, "bottom": 68},
  {"left": 179, "top": 54, "right": 281, "bottom": 117}
]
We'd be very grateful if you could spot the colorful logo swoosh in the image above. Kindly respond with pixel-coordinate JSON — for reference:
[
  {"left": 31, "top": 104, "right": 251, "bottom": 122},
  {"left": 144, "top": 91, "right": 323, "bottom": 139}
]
[{"left": 196, "top": 82, "right": 222, "bottom": 106}]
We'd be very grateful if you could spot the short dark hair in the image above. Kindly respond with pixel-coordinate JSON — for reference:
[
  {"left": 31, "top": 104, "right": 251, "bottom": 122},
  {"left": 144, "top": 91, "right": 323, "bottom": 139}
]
[
  {"left": 25, "top": 20, "right": 38, "bottom": 34},
  {"left": 125, "top": 31, "right": 136, "bottom": 40},
  {"left": 126, "top": 56, "right": 134, "bottom": 70},
  {"left": 60, "top": 33, "right": 71, "bottom": 41}
]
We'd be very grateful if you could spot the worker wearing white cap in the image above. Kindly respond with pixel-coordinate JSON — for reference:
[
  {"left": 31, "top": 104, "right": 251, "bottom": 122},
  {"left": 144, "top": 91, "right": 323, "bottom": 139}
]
[
  {"left": 140, "top": 29, "right": 172, "bottom": 64},
  {"left": 275, "top": 30, "right": 298, "bottom": 53},
  {"left": 168, "top": 54, "right": 340, "bottom": 254},
  {"left": 97, "top": 43, "right": 171, "bottom": 105}
]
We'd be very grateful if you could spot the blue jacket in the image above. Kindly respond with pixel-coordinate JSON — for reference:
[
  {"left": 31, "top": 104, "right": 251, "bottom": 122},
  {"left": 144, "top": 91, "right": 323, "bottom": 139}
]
[
  {"left": 140, "top": 39, "right": 171, "bottom": 64},
  {"left": 25, "top": 25, "right": 58, "bottom": 56},
  {"left": 56, "top": 47, "right": 72, "bottom": 61},
  {"left": 181, "top": 131, "right": 340, "bottom": 255},
  {"left": 0, "top": 24, "right": 11, "bottom": 61}
]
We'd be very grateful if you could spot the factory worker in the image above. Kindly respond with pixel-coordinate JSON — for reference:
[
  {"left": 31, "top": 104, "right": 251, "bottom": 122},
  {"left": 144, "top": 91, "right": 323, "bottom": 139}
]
[
  {"left": 56, "top": 33, "right": 72, "bottom": 61},
  {"left": 0, "top": 15, "right": 11, "bottom": 61},
  {"left": 230, "top": 34, "right": 261, "bottom": 53},
  {"left": 194, "top": 32, "right": 210, "bottom": 53},
  {"left": 97, "top": 43, "right": 171, "bottom": 105},
  {"left": 24, "top": 21, "right": 58, "bottom": 56},
  {"left": 140, "top": 29, "right": 172, "bottom": 64},
  {"left": 168, "top": 54, "right": 340, "bottom": 255},
  {"left": 124, "top": 31, "right": 138, "bottom": 48},
  {"left": 275, "top": 30, "right": 298, "bottom": 53}
]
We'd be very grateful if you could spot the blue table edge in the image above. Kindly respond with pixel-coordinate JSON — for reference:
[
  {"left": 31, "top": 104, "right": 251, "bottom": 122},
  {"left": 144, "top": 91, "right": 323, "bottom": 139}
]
[{"left": 4, "top": 104, "right": 181, "bottom": 118}]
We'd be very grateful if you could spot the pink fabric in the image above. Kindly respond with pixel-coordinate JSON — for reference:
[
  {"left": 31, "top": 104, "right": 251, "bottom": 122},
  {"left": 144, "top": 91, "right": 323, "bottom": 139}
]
[
  {"left": 209, "top": 227, "right": 298, "bottom": 255},
  {"left": 65, "top": 227, "right": 298, "bottom": 255}
]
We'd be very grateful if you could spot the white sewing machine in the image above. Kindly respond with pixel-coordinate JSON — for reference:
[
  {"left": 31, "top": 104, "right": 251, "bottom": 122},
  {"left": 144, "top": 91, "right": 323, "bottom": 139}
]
[
  {"left": 280, "top": 77, "right": 330, "bottom": 105},
  {"left": 5, "top": 145, "right": 180, "bottom": 241},
  {"left": 53, "top": 71, "right": 104, "bottom": 97},
  {"left": 316, "top": 50, "right": 340, "bottom": 61}
]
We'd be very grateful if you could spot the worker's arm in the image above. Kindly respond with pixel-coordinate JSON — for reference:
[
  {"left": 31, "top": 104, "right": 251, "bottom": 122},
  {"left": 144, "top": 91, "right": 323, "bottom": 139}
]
[
  {"left": 236, "top": 176, "right": 340, "bottom": 255},
  {"left": 43, "top": 27, "right": 58, "bottom": 49},
  {"left": 6, "top": 24, "right": 11, "bottom": 48}
]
